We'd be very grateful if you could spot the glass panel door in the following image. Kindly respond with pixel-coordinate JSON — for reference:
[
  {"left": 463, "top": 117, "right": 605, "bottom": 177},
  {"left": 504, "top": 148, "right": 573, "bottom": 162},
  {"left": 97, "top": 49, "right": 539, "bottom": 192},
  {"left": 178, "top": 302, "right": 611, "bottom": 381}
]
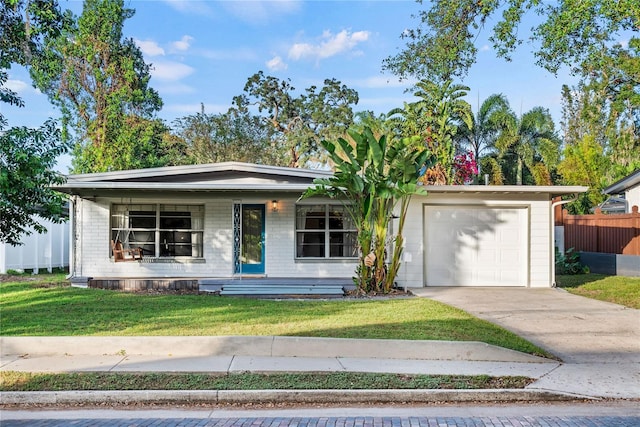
[{"left": 241, "top": 204, "right": 265, "bottom": 274}]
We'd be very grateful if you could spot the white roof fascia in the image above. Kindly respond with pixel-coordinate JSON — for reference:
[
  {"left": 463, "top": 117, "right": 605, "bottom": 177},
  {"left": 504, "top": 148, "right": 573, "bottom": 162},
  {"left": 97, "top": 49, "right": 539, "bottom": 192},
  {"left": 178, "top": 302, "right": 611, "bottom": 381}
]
[
  {"left": 422, "top": 185, "right": 588, "bottom": 197},
  {"left": 66, "top": 162, "right": 333, "bottom": 183},
  {"left": 603, "top": 170, "right": 640, "bottom": 195},
  {"left": 54, "top": 181, "right": 588, "bottom": 197},
  {"left": 53, "top": 182, "right": 316, "bottom": 193}
]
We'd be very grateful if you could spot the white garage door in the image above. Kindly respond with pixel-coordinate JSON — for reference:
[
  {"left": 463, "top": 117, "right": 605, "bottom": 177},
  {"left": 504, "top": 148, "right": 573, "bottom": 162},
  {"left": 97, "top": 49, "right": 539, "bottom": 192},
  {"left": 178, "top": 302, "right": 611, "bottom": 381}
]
[{"left": 424, "top": 205, "right": 528, "bottom": 287}]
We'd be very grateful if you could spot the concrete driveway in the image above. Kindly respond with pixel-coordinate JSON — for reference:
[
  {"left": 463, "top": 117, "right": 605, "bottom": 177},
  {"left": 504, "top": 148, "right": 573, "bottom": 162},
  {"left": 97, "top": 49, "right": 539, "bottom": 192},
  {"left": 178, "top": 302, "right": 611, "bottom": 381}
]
[{"left": 410, "top": 286, "right": 640, "bottom": 399}]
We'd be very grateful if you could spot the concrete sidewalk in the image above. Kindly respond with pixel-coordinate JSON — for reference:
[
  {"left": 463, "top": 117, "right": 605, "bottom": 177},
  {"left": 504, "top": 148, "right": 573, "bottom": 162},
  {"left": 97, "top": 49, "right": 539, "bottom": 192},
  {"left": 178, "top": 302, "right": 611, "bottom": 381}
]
[
  {"left": 0, "top": 336, "right": 557, "bottom": 379},
  {"left": 1, "top": 336, "right": 577, "bottom": 405}
]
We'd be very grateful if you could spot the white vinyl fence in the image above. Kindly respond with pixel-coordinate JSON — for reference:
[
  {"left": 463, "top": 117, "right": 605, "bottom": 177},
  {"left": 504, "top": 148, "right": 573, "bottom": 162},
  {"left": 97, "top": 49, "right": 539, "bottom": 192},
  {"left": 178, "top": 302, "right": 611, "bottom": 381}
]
[{"left": 0, "top": 218, "right": 69, "bottom": 274}]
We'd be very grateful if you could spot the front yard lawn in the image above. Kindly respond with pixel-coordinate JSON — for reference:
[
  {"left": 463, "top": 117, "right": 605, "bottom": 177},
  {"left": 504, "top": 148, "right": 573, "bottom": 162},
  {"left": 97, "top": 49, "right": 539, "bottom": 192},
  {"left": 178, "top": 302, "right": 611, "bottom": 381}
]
[
  {"left": 0, "top": 274, "right": 551, "bottom": 357},
  {"left": 556, "top": 274, "right": 640, "bottom": 309}
]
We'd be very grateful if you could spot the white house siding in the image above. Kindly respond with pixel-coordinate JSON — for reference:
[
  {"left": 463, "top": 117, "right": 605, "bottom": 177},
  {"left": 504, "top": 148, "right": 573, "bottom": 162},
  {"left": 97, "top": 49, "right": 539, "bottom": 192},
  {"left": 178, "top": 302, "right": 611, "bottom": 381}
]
[
  {"left": 73, "top": 194, "right": 356, "bottom": 279},
  {"left": 399, "top": 192, "right": 553, "bottom": 288}
]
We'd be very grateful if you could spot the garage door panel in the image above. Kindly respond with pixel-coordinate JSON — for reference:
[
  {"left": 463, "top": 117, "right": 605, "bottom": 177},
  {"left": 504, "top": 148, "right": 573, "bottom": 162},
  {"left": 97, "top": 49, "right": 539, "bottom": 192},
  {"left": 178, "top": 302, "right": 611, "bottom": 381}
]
[{"left": 425, "top": 205, "right": 528, "bottom": 287}]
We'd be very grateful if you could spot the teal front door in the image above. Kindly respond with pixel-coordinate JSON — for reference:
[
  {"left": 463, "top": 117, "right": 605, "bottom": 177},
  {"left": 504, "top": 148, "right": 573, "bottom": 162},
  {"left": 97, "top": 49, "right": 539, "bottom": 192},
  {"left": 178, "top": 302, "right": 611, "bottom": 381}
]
[{"left": 236, "top": 204, "right": 265, "bottom": 274}]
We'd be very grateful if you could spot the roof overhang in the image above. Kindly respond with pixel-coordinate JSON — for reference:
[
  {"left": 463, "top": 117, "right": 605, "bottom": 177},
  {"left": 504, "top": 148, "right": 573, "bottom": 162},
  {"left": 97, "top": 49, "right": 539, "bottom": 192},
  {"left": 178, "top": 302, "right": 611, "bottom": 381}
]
[
  {"left": 603, "top": 170, "right": 640, "bottom": 195},
  {"left": 418, "top": 185, "right": 588, "bottom": 198},
  {"left": 54, "top": 182, "right": 315, "bottom": 195},
  {"left": 54, "top": 181, "right": 588, "bottom": 198}
]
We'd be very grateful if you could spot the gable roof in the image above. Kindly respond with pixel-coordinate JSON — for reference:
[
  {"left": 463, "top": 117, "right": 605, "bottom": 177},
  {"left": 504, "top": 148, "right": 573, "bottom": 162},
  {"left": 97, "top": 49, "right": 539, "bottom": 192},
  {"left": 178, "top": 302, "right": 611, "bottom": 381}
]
[{"left": 603, "top": 169, "right": 640, "bottom": 195}]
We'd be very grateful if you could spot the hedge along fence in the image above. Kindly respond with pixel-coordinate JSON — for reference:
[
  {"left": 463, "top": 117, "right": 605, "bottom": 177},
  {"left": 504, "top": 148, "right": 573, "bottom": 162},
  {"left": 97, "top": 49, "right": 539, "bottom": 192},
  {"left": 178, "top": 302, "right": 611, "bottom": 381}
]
[{"left": 560, "top": 206, "right": 640, "bottom": 256}]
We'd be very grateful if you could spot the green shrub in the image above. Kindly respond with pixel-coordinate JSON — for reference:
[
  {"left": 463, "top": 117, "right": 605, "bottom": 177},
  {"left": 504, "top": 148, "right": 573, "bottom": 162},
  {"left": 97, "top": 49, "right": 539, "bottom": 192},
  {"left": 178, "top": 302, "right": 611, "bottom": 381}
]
[{"left": 555, "top": 247, "right": 588, "bottom": 275}]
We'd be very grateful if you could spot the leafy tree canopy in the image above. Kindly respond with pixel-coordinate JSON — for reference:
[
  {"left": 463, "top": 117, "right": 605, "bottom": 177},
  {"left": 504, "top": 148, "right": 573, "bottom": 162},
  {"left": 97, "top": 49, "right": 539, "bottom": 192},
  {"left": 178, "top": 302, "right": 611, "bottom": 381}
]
[
  {"left": 29, "top": 0, "right": 165, "bottom": 173},
  {"left": 383, "top": 0, "right": 640, "bottom": 82},
  {"left": 0, "top": 0, "right": 67, "bottom": 67},
  {"left": 0, "top": 116, "right": 69, "bottom": 246},
  {"left": 0, "top": 0, "right": 70, "bottom": 245},
  {"left": 171, "top": 104, "right": 286, "bottom": 166},
  {"left": 233, "top": 71, "right": 358, "bottom": 167}
]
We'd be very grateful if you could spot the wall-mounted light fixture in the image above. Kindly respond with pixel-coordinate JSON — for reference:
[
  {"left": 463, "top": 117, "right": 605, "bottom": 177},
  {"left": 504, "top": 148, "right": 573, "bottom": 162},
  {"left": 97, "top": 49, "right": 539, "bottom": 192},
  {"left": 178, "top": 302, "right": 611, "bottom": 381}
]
[{"left": 271, "top": 200, "right": 278, "bottom": 212}]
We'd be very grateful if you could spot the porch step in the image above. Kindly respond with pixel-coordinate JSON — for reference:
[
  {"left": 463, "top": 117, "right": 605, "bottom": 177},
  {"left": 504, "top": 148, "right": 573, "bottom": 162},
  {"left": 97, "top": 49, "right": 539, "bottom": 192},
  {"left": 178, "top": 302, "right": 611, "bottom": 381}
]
[{"left": 211, "top": 283, "right": 345, "bottom": 298}]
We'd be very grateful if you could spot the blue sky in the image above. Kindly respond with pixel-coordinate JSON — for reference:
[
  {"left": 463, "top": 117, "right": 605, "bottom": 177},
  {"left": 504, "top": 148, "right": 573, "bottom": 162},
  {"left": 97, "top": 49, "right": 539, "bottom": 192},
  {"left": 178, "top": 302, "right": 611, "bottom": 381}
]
[{"left": 3, "top": 0, "right": 578, "bottom": 172}]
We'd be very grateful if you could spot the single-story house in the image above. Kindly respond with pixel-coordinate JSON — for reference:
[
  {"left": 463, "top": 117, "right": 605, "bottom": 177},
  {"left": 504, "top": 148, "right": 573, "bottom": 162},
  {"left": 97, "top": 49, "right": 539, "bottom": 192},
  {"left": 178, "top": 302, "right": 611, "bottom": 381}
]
[
  {"left": 601, "top": 169, "right": 640, "bottom": 213},
  {"left": 53, "top": 162, "right": 587, "bottom": 289}
]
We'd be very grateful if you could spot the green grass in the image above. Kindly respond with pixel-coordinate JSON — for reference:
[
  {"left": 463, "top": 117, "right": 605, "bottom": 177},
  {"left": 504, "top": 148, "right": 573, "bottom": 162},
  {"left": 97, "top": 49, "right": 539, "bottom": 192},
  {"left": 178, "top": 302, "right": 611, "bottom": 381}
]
[
  {"left": 556, "top": 274, "right": 640, "bottom": 309},
  {"left": 0, "top": 274, "right": 551, "bottom": 357},
  {"left": 0, "top": 371, "right": 533, "bottom": 391}
]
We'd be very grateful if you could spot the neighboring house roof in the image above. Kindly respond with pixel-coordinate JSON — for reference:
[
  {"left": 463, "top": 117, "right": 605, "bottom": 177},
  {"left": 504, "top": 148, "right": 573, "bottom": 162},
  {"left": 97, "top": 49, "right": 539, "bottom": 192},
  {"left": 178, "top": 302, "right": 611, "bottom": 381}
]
[
  {"left": 53, "top": 161, "right": 588, "bottom": 197},
  {"left": 602, "top": 169, "right": 640, "bottom": 195}
]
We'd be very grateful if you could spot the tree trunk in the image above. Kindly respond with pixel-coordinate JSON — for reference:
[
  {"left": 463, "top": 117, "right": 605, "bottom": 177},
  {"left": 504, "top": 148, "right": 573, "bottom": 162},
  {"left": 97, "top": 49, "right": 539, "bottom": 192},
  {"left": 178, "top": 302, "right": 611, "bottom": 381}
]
[{"left": 517, "top": 156, "right": 523, "bottom": 185}]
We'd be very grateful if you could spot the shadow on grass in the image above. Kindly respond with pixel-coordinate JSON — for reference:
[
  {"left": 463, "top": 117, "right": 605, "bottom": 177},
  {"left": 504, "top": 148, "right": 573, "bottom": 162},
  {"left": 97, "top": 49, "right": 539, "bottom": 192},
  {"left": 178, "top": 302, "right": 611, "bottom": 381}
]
[{"left": 555, "top": 274, "right": 609, "bottom": 288}]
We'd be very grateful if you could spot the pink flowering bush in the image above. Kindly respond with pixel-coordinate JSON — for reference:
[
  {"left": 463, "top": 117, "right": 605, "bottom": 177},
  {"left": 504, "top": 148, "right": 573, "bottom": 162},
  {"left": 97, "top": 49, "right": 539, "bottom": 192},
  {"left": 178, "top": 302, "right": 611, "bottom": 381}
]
[{"left": 453, "top": 152, "right": 478, "bottom": 184}]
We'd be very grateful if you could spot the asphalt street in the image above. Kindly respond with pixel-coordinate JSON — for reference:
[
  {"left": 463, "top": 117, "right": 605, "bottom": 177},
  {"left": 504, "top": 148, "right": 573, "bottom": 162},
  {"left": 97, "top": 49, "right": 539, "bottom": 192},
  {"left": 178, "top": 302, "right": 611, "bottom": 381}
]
[
  {"left": 3, "top": 402, "right": 640, "bottom": 427},
  {"left": 2, "top": 415, "right": 639, "bottom": 426}
]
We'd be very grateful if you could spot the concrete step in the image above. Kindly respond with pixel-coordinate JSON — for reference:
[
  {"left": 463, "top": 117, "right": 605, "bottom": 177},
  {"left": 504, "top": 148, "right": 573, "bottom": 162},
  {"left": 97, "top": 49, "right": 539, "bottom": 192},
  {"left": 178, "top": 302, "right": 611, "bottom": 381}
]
[{"left": 219, "top": 284, "right": 345, "bottom": 297}]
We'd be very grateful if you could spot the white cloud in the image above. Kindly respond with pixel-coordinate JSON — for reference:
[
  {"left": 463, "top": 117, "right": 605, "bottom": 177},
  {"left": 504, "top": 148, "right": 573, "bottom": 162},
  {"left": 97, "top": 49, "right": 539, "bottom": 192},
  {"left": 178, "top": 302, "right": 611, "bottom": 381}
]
[
  {"left": 222, "top": 0, "right": 301, "bottom": 24},
  {"left": 162, "top": 0, "right": 214, "bottom": 16},
  {"left": 480, "top": 44, "right": 490, "bottom": 52},
  {"left": 619, "top": 39, "right": 629, "bottom": 49},
  {"left": 171, "top": 35, "right": 194, "bottom": 52},
  {"left": 266, "top": 55, "right": 288, "bottom": 72},
  {"left": 150, "top": 61, "right": 195, "bottom": 81},
  {"left": 135, "top": 39, "right": 165, "bottom": 57},
  {"left": 5, "top": 79, "right": 31, "bottom": 94},
  {"left": 288, "top": 30, "right": 370, "bottom": 61}
]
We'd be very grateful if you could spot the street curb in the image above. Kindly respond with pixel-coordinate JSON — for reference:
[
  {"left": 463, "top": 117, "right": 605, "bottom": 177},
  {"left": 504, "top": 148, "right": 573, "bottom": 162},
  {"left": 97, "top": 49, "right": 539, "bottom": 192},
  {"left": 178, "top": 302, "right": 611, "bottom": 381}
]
[{"left": 0, "top": 389, "right": 595, "bottom": 405}]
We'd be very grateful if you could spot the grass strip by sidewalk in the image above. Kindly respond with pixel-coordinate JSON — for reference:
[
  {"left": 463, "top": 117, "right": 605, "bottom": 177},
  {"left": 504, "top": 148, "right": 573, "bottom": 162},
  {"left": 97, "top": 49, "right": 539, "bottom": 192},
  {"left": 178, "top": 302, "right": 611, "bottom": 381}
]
[
  {"left": 0, "top": 275, "right": 552, "bottom": 358},
  {"left": 556, "top": 274, "right": 640, "bottom": 309},
  {"left": 0, "top": 371, "right": 534, "bottom": 391}
]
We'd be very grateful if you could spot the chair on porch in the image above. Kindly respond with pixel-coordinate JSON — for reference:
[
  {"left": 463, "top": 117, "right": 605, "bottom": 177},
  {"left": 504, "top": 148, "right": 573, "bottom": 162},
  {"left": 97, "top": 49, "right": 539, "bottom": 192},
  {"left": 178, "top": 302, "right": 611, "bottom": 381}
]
[{"left": 111, "top": 240, "right": 143, "bottom": 262}]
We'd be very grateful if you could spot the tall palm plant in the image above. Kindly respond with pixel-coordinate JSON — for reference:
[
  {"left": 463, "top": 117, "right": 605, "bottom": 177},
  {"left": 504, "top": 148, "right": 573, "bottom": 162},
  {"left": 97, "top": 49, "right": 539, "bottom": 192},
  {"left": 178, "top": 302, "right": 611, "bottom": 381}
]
[
  {"left": 388, "top": 80, "right": 472, "bottom": 184},
  {"left": 496, "top": 106, "right": 561, "bottom": 185},
  {"left": 455, "top": 94, "right": 512, "bottom": 177}
]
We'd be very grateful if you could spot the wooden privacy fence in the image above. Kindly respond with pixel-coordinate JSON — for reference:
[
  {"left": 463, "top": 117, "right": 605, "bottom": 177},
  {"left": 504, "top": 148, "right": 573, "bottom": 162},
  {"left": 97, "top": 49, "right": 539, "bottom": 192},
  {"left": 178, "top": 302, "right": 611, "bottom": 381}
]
[{"left": 560, "top": 206, "right": 640, "bottom": 255}]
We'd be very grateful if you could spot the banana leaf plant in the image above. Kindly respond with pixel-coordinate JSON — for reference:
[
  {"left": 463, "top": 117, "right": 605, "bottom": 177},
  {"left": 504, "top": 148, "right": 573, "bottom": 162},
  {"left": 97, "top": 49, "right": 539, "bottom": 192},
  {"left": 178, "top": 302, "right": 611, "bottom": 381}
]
[{"left": 301, "top": 127, "right": 434, "bottom": 293}]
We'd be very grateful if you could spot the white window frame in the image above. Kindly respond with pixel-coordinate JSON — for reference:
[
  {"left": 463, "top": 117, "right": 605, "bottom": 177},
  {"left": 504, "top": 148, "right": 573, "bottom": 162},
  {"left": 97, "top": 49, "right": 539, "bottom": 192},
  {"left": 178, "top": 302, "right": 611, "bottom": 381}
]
[
  {"left": 110, "top": 204, "right": 204, "bottom": 259},
  {"left": 295, "top": 203, "right": 357, "bottom": 259}
]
